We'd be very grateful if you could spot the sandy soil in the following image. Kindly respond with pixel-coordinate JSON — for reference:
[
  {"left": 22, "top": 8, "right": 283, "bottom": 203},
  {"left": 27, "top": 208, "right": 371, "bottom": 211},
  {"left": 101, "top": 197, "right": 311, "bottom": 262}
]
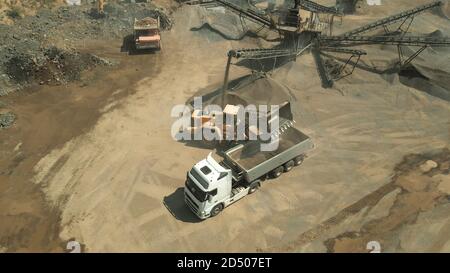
[
  {"left": 1, "top": 1, "right": 449, "bottom": 252},
  {"left": 0, "top": 37, "right": 167, "bottom": 251},
  {"left": 270, "top": 149, "right": 450, "bottom": 252}
]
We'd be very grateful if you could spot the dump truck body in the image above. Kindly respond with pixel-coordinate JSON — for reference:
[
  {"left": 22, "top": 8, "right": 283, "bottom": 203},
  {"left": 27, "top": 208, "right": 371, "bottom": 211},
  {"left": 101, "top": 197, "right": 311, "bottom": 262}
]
[
  {"left": 134, "top": 17, "right": 161, "bottom": 50},
  {"left": 223, "top": 128, "right": 313, "bottom": 183}
]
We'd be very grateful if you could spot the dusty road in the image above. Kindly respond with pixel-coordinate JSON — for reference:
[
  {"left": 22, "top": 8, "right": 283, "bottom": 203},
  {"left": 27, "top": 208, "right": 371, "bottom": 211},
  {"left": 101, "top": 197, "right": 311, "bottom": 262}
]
[
  {"left": 0, "top": 36, "right": 166, "bottom": 251},
  {"left": 1, "top": 1, "right": 449, "bottom": 252}
]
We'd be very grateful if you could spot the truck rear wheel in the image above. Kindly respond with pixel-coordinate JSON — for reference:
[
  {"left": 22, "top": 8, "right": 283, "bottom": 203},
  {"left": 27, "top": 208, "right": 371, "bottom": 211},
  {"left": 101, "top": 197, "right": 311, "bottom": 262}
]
[
  {"left": 210, "top": 204, "right": 223, "bottom": 217},
  {"left": 294, "top": 155, "right": 304, "bottom": 166},
  {"left": 270, "top": 166, "right": 284, "bottom": 178},
  {"left": 284, "top": 160, "right": 295, "bottom": 172}
]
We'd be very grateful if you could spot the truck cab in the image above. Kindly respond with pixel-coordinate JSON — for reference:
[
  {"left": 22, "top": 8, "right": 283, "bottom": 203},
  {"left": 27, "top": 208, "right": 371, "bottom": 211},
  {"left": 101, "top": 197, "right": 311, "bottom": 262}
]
[{"left": 184, "top": 153, "right": 249, "bottom": 219}]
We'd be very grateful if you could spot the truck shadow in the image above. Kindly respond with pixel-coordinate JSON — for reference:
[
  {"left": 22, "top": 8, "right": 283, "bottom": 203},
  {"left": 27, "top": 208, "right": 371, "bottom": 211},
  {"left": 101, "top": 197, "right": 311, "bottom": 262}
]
[{"left": 163, "top": 188, "right": 203, "bottom": 223}]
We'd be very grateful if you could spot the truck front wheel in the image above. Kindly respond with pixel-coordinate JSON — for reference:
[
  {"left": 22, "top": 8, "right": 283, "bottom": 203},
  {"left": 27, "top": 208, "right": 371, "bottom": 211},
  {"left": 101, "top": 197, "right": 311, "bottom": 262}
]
[
  {"left": 210, "top": 204, "right": 223, "bottom": 217},
  {"left": 270, "top": 166, "right": 284, "bottom": 178},
  {"left": 249, "top": 182, "right": 260, "bottom": 194}
]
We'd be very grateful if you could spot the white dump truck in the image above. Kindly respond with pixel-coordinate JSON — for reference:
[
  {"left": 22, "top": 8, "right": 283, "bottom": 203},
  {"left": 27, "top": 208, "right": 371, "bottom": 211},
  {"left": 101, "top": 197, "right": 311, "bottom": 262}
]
[{"left": 184, "top": 127, "right": 313, "bottom": 219}]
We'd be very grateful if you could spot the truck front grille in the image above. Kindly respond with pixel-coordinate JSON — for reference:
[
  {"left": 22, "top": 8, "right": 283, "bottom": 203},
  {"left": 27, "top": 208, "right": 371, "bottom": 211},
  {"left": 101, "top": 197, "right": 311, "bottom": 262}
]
[{"left": 185, "top": 193, "right": 198, "bottom": 213}]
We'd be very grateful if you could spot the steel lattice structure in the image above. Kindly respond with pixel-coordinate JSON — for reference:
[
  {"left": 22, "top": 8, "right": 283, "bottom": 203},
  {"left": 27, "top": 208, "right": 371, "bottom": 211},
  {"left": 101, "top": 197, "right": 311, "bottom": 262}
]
[{"left": 184, "top": 0, "right": 450, "bottom": 89}]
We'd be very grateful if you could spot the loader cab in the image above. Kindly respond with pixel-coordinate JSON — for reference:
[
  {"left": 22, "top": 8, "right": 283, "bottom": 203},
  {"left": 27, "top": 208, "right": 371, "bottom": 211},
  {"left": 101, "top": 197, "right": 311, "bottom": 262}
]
[{"left": 184, "top": 153, "right": 232, "bottom": 219}]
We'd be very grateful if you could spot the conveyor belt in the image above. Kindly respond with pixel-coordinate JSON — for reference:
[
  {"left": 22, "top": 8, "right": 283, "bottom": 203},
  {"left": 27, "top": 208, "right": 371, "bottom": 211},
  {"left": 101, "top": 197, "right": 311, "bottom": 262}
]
[
  {"left": 312, "top": 46, "right": 333, "bottom": 88},
  {"left": 319, "top": 47, "right": 367, "bottom": 56},
  {"left": 182, "top": 0, "right": 214, "bottom": 5},
  {"left": 295, "top": 0, "right": 341, "bottom": 15},
  {"left": 214, "top": 0, "right": 273, "bottom": 27},
  {"left": 340, "top": 1, "right": 442, "bottom": 37},
  {"left": 319, "top": 35, "right": 450, "bottom": 47},
  {"left": 229, "top": 48, "right": 296, "bottom": 60}
]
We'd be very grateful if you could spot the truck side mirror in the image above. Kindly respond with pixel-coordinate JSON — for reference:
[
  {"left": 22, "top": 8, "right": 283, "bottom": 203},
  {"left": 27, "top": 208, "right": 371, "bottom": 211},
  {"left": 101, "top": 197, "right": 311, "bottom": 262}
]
[
  {"left": 208, "top": 189, "right": 217, "bottom": 202},
  {"left": 219, "top": 172, "right": 228, "bottom": 180}
]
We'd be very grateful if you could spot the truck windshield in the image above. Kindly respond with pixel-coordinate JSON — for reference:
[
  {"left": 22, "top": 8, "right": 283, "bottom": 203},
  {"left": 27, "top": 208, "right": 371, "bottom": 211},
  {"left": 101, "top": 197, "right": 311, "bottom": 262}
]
[{"left": 185, "top": 174, "right": 208, "bottom": 202}]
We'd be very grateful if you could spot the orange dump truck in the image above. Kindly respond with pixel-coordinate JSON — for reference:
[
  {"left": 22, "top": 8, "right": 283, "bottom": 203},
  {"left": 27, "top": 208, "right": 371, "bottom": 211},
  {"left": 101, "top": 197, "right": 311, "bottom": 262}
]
[{"left": 134, "top": 17, "right": 161, "bottom": 50}]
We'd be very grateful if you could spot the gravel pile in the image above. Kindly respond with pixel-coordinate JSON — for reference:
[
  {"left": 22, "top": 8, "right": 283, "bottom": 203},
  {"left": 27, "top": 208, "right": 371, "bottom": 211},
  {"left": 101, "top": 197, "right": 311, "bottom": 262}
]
[{"left": 0, "top": 112, "right": 15, "bottom": 128}]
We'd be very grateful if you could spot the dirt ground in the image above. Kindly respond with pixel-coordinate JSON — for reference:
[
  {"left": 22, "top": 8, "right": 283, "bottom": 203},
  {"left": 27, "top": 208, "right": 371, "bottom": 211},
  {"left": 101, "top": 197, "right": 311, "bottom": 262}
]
[
  {"left": 0, "top": 1, "right": 449, "bottom": 252},
  {"left": 0, "top": 38, "right": 166, "bottom": 251}
]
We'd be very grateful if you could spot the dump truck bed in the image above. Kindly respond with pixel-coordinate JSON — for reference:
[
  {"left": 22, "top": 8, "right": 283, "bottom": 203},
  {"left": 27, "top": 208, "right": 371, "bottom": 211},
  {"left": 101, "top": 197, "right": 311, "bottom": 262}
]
[
  {"left": 224, "top": 127, "right": 313, "bottom": 182},
  {"left": 134, "top": 17, "right": 159, "bottom": 30}
]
